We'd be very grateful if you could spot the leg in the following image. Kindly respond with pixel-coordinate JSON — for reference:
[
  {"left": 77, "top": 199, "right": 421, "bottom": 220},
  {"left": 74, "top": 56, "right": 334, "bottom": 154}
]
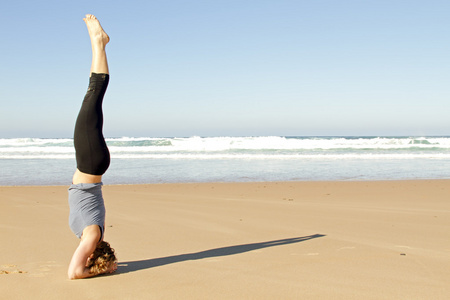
[
  {"left": 72, "top": 15, "right": 110, "bottom": 185},
  {"left": 84, "top": 14, "right": 110, "bottom": 75},
  {"left": 68, "top": 15, "right": 117, "bottom": 280}
]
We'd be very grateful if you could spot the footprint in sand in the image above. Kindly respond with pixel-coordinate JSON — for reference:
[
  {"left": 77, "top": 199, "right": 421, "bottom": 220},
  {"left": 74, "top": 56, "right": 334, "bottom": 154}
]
[
  {"left": 337, "top": 246, "right": 356, "bottom": 251},
  {"left": 1, "top": 261, "right": 61, "bottom": 277},
  {"left": 38, "top": 261, "right": 61, "bottom": 272},
  {"left": 27, "top": 261, "right": 61, "bottom": 277},
  {"left": 395, "top": 245, "right": 412, "bottom": 249},
  {"left": 0, "top": 264, "right": 27, "bottom": 275}
]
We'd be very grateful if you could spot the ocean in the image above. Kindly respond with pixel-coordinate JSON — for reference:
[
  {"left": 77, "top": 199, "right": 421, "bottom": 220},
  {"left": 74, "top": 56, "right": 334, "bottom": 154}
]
[{"left": 1, "top": 136, "right": 450, "bottom": 186}]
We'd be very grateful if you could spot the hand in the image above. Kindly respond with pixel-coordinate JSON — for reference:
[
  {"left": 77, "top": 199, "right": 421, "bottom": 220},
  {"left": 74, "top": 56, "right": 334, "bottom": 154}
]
[
  {"left": 107, "top": 262, "right": 118, "bottom": 274},
  {"left": 85, "top": 254, "right": 94, "bottom": 267}
]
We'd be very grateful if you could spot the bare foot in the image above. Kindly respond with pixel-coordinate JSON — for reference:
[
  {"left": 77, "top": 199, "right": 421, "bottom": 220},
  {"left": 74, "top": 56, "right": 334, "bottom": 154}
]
[{"left": 83, "top": 14, "right": 109, "bottom": 48}]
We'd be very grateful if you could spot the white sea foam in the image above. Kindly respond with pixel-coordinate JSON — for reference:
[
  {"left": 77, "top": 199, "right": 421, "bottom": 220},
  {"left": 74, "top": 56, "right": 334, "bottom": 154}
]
[
  {"left": 2, "top": 136, "right": 450, "bottom": 185},
  {"left": 109, "top": 136, "right": 450, "bottom": 150},
  {"left": 1, "top": 136, "right": 450, "bottom": 159}
]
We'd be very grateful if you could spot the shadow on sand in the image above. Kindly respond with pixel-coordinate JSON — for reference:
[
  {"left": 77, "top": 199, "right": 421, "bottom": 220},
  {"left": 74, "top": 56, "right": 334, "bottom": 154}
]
[{"left": 117, "top": 234, "right": 325, "bottom": 274}]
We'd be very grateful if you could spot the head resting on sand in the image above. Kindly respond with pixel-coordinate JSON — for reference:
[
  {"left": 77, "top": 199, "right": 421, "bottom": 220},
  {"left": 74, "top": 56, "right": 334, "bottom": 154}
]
[{"left": 86, "top": 241, "right": 117, "bottom": 275}]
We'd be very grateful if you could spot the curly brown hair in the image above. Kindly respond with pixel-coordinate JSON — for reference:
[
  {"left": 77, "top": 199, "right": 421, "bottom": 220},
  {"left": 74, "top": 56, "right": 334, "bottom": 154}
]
[{"left": 87, "top": 241, "right": 117, "bottom": 275}]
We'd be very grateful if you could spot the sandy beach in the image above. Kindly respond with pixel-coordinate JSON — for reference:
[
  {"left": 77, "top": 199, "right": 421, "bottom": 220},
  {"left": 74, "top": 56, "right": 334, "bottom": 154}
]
[{"left": 1, "top": 180, "right": 449, "bottom": 299}]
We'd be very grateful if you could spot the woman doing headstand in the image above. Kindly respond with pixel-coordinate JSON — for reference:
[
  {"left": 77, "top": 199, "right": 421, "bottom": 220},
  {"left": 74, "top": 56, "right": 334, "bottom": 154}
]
[{"left": 67, "top": 14, "right": 117, "bottom": 279}]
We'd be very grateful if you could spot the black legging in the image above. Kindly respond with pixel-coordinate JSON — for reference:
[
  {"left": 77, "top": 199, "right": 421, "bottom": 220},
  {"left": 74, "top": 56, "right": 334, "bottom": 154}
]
[{"left": 73, "top": 73, "right": 110, "bottom": 175}]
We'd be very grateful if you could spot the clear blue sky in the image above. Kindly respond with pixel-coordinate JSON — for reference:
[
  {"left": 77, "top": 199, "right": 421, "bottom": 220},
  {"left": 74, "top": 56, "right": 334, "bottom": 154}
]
[{"left": 1, "top": 0, "right": 449, "bottom": 138}]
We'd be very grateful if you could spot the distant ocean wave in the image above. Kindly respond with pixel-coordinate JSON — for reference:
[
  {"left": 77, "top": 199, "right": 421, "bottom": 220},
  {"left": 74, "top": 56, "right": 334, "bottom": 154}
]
[
  {"left": 2, "top": 136, "right": 450, "bottom": 185},
  {"left": 1, "top": 136, "right": 450, "bottom": 160}
]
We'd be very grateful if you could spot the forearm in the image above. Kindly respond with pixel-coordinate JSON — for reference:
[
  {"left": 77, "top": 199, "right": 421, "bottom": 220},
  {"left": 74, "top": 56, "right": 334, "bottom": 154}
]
[
  {"left": 68, "top": 267, "right": 106, "bottom": 280},
  {"left": 68, "top": 267, "right": 97, "bottom": 280},
  {"left": 68, "top": 262, "right": 117, "bottom": 280},
  {"left": 68, "top": 233, "right": 98, "bottom": 280}
]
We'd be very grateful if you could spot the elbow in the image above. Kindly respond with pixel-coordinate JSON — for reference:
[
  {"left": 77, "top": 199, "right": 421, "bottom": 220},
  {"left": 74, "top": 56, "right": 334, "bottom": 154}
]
[
  {"left": 68, "top": 269, "right": 84, "bottom": 280},
  {"left": 68, "top": 271, "right": 78, "bottom": 280}
]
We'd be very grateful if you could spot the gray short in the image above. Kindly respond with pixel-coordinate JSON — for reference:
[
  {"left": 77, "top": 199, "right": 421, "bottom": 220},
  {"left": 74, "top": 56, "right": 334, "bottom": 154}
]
[{"left": 68, "top": 182, "right": 105, "bottom": 240}]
